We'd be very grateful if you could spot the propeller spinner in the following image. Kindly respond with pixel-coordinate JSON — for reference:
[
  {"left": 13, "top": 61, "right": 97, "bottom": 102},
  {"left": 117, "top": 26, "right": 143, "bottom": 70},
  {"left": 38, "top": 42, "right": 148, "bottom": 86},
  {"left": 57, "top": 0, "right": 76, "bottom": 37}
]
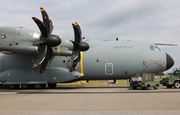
[{"left": 32, "top": 7, "right": 61, "bottom": 73}]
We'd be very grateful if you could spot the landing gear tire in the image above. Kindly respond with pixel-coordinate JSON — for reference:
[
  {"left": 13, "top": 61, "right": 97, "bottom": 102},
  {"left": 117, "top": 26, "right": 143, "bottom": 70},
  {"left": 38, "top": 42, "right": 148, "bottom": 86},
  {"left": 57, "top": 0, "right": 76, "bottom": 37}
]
[
  {"left": 34, "top": 84, "right": 46, "bottom": 89},
  {"left": 21, "top": 84, "right": 30, "bottom": 89},
  {"left": 48, "top": 83, "right": 57, "bottom": 89},
  {"left": 41, "top": 84, "right": 46, "bottom": 89},
  {"left": 9, "top": 84, "right": 20, "bottom": 89},
  {"left": 174, "top": 81, "right": 180, "bottom": 88}
]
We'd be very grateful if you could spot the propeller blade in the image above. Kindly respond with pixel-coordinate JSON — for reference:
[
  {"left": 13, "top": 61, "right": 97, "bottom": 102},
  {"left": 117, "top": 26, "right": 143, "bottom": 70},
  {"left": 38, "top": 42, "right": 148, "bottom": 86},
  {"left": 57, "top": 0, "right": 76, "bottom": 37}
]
[
  {"left": 70, "top": 40, "right": 79, "bottom": 50},
  {"left": 31, "top": 7, "right": 62, "bottom": 73},
  {"left": 32, "top": 17, "right": 47, "bottom": 37},
  {"left": 72, "top": 22, "right": 82, "bottom": 43},
  {"left": 72, "top": 48, "right": 79, "bottom": 60},
  {"left": 40, "top": 6, "right": 52, "bottom": 35},
  {"left": 39, "top": 46, "right": 53, "bottom": 73},
  {"left": 32, "top": 44, "right": 47, "bottom": 68},
  {"left": 49, "top": 18, "right": 54, "bottom": 35},
  {"left": 69, "top": 22, "right": 89, "bottom": 71},
  {"left": 70, "top": 50, "right": 80, "bottom": 72}
]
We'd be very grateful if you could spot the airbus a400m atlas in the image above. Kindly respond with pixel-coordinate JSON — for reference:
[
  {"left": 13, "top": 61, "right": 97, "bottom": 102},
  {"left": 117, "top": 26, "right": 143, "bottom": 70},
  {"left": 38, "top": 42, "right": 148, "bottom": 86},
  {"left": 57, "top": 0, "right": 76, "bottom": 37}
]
[{"left": 0, "top": 7, "right": 174, "bottom": 89}]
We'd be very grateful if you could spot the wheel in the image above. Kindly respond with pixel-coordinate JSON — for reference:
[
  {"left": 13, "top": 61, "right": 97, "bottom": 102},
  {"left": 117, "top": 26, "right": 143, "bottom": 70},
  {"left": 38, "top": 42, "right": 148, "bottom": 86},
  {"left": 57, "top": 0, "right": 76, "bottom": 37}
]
[
  {"left": 34, "top": 84, "right": 46, "bottom": 89},
  {"left": 132, "top": 86, "right": 136, "bottom": 89},
  {"left": 145, "top": 85, "right": 150, "bottom": 90},
  {"left": 142, "top": 87, "right": 146, "bottom": 90},
  {"left": 166, "top": 85, "right": 173, "bottom": 88},
  {"left": 41, "top": 84, "right": 46, "bottom": 89},
  {"left": 174, "top": 81, "right": 180, "bottom": 88},
  {"left": 21, "top": 84, "right": 30, "bottom": 89},
  {"left": 48, "top": 83, "right": 57, "bottom": 89},
  {"left": 154, "top": 84, "right": 158, "bottom": 90},
  {"left": 9, "top": 84, "right": 20, "bottom": 89},
  {"left": 34, "top": 84, "right": 41, "bottom": 89}
]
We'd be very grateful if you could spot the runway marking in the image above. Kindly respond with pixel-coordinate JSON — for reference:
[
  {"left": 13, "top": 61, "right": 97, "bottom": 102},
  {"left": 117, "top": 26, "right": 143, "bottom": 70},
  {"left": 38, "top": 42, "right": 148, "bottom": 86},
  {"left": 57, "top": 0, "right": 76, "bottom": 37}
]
[{"left": 0, "top": 92, "right": 17, "bottom": 94}]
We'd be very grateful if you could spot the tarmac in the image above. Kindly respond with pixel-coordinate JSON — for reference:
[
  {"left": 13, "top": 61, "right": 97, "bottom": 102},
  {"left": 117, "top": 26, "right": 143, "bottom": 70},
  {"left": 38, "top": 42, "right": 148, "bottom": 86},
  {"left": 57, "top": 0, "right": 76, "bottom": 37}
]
[{"left": 0, "top": 86, "right": 180, "bottom": 115}]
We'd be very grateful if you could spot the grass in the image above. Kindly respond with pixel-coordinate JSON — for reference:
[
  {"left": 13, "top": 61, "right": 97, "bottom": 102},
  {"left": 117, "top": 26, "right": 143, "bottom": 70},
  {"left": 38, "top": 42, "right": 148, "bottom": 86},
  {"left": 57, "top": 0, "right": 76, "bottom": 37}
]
[
  {"left": 58, "top": 76, "right": 166, "bottom": 86},
  {"left": 58, "top": 80, "right": 130, "bottom": 86}
]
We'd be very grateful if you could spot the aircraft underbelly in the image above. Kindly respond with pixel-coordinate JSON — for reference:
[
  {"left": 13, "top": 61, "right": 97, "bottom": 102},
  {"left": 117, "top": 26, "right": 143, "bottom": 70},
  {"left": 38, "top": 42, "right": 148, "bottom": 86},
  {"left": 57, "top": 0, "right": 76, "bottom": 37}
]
[{"left": 0, "top": 68, "right": 81, "bottom": 84}]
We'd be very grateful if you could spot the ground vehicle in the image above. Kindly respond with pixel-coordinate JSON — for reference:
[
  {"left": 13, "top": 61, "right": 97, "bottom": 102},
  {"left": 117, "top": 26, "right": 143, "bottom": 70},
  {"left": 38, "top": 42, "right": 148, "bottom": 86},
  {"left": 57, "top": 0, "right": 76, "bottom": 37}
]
[
  {"left": 160, "top": 70, "right": 180, "bottom": 88},
  {"left": 129, "top": 73, "right": 159, "bottom": 90}
]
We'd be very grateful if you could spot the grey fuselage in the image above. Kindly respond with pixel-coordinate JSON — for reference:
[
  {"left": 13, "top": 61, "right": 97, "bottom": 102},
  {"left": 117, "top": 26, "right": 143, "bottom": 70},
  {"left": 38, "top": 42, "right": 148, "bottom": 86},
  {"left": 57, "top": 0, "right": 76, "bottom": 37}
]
[
  {"left": 0, "top": 27, "right": 174, "bottom": 84},
  {"left": 51, "top": 40, "right": 172, "bottom": 80}
]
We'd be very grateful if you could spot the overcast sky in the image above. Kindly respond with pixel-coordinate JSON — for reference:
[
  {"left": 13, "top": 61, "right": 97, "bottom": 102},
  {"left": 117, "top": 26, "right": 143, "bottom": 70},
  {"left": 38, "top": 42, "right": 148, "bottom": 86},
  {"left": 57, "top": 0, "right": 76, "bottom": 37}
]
[{"left": 0, "top": 0, "right": 179, "bottom": 72}]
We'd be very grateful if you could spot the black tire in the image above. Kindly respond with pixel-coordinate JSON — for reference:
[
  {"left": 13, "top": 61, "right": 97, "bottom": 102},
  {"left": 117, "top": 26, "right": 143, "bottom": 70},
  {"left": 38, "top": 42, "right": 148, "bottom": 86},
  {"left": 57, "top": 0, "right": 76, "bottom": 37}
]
[
  {"left": 132, "top": 86, "right": 136, "bottom": 89},
  {"left": 0, "top": 84, "right": 2, "bottom": 88},
  {"left": 142, "top": 87, "right": 145, "bottom": 90},
  {"left": 34, "top": 84, "right": 40, "bottom": 89},
  {"left": 166, "top": 85, "right": 173, "bottom": 88},
  {"left": 154, "top": 84, "right": 158, "bottom": 90},
  {"left": 174, "top": 81, "right": 180, "bottom": 88},
  {"left": 48, "top": 83, "right": 57, "bottom": 89},
  {"left": 41, "top": 84, "right": 46, "bottom": 89},
  {"left": 146, "top": 85, "right": 150, "bottom": 90},
  {"left": 21, "top": 84, "right": 30, "bottom": 89},
  {"left": 9, "top": 84, "right": 20, "bottom": 89},
  {"left": 34, "top": 84, "right": 46, "bottom": 89}
]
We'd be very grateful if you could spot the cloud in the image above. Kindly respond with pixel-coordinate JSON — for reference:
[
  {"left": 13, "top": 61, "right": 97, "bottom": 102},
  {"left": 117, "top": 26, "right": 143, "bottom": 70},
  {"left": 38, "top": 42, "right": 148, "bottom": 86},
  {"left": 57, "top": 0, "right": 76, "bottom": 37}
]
[
  {"left": 87, "top": 0, "right": 162, "bottom": 28},
  {"left": 0, "top": 0, "right": 180, "bottom": 71}
]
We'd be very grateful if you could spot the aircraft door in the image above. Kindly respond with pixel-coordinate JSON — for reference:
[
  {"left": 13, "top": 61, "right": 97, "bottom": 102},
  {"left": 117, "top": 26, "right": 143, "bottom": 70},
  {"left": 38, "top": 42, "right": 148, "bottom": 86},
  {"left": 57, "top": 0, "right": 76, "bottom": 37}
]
[{"left": 105, "top": 63, "right": 113, "bottom": 75}]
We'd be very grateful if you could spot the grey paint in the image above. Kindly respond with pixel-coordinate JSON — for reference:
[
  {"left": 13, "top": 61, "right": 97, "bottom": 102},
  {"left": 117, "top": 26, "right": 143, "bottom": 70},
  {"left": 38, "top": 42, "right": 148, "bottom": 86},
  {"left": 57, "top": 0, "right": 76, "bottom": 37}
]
[{"left": 0, "top": 27, "right": 174, "bottom": 84}]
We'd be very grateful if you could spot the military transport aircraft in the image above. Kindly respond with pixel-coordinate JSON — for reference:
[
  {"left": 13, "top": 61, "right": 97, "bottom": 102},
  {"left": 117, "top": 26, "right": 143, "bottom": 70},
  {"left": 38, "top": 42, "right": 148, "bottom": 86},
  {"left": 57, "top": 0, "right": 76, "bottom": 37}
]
[{"left": 0, "top": 7, "right": 175, "bottom": 89}]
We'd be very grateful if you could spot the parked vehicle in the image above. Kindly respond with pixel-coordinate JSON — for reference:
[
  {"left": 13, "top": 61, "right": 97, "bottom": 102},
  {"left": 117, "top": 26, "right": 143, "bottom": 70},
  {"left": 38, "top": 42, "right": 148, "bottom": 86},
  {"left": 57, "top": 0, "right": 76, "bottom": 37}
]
[
  {"left": 160, "top": 70, "right": 180, "bottom": 88},
  {"left": 130, "top": 73, "right": 159, "bottom": 90}
]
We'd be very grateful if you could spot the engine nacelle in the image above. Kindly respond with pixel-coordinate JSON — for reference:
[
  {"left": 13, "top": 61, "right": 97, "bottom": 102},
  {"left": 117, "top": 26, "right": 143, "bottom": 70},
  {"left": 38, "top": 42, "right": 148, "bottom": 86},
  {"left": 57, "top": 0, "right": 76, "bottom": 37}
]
[
  {"left": 0, "top": 46, "right": 39, "bottom": 54},
  {"left": 52, "top": 46, "right": 72, "bottom": 56}
]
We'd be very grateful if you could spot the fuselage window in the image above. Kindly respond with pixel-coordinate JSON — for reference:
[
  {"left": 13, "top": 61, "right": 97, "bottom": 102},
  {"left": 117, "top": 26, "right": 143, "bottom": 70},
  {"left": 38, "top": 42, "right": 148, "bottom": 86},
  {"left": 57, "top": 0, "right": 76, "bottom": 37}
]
[
  {"left": 1, "top": 35, "right": 7, "bottom": 39},
  {"left": 173, "top": 70, "right": 180, "bottom": 75}
]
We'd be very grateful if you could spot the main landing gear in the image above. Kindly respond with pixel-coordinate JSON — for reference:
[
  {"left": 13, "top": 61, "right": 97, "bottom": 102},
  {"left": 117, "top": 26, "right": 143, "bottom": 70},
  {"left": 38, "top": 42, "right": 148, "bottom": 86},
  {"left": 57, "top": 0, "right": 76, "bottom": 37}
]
[{"left": 5, "top": 83, "right": 57, "bottom": 89}]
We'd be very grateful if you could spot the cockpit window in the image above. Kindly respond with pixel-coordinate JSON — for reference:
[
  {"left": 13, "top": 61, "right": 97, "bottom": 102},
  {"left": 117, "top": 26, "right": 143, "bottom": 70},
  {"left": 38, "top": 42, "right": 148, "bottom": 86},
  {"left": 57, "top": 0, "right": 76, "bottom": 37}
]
[
  {"left": 150, "top": 45, "right": 155, "bottom": 51},
  {"left": 150, "top": 45, "right": 161, "bottom": 51},
  {"left": 155, "top": 46, "right": 161, "bottom": 51}
]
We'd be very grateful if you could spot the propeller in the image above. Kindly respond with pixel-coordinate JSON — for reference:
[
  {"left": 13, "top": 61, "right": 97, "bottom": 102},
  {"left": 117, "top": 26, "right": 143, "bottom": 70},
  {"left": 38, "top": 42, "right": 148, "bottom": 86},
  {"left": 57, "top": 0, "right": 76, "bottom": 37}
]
[
  {"left": 32, "top": 7, "right": 61, "bottom": 73},
  {"left": 69, "top": 22, "right": 89, "bottom": 72}
]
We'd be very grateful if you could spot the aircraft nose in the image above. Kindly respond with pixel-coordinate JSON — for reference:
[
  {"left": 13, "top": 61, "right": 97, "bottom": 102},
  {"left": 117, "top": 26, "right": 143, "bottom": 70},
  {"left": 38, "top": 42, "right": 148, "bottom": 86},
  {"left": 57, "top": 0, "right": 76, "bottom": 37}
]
[{"left": 166, "top": 53, "right": 174, "bottom": 70}]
